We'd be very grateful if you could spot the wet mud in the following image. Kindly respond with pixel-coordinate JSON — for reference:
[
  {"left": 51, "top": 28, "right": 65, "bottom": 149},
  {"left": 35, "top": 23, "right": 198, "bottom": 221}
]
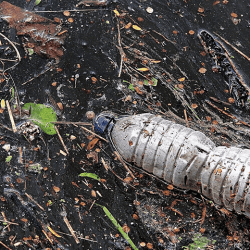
[{"left": 0, "top": 0, "right": 250, "bottom": 249}]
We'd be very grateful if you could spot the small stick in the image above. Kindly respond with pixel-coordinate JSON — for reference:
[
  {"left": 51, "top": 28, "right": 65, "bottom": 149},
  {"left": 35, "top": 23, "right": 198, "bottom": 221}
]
[
  {"left": 205, "top": 100, "right": 250, "bottom": 127},
  {"left": 183, "top": 109, "right": 189, "bottom": 127},
  {"left": 54, "top": 230, "right": 97, "bottom": 242},
  {"left": 55, "top": 126, "right": 69, "bottom": 155},
  {"left": 101, "top": 158, "right": 135, "bottom": 189},
  {"left": 1, "top": 212, "right": 10, "bottom": 231},
  {"left": 19, "top": 147, "right": 23, "bottom": 164},
  {"left": 114, "top": 151, "right": 135, "bottom": 179},
  {"left": 214, "top": 32, "right": 250, "bottom": 62},
  {"left": 42, "top": 230, "right": 53, "bottom": 245},
  {"left": 6, "top": 100, "right": 16, "bottom": 133},
  {"left": 0, "top": 240, "right": 12, "bottom": 250},
  {"left": 33, "top": 9, "right": 105, "bottom": 13},
  {"left": 215, "top": 39, "right": 250, "bottom": 94},
  {"left": 0, "top": 220, "right": 18, "bottom": 225},
  {"left": 152, "top": 30, "right": 175, "bottom": 45},
  {"left": 63, "top": 216, "right": 80, "bottom": 244},
  {"left": 25, "top": 193, "right": 45, "bottom": 211},
  {"left": 81, "top": 126, "right": 108, "bottom": 142},
  {"left": 209, "top": 96, "right": 231, "bottom": 106},
  {"left": 52, "top": 121, "right": 92, "bottom": 126}
]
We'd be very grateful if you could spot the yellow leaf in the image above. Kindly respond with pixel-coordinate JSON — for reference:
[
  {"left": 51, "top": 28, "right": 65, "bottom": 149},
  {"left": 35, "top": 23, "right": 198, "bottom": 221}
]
[
  {"left": 132, "top": 25, "right": 142, "bottom": 31},
  {"left": 178, "top": 77, "right": 185, "bottom": 82},
  {"left": 151, "top": 60, "right": 161, "bottom": 63},
  {"left": 1, "top": 99, "right": 5, "bottom": 109},
  {"left": 137, "top": 68, "right": 149, "bottom": 72},
  {"left": 113, "top": 9, "right": 120, "bottom": 16},
  {"left": 47, "top": 226, "right": 62, "bottom": 238}
]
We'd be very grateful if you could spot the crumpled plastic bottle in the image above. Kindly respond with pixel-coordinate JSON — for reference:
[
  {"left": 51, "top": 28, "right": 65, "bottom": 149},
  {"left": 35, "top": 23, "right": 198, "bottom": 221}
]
[{"left": 94, "top": 112, "right": 250, "bottom": 218}]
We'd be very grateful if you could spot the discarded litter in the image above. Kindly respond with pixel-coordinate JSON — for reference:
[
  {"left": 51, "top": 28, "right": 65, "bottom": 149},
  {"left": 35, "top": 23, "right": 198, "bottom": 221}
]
[{"left": 94, "top": 112, "right": 250, "bottom": 218}]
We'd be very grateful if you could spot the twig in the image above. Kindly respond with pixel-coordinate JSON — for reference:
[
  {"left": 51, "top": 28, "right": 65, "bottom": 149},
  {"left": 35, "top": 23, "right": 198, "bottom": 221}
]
[
  {"left": 25, "top": 193, "right": 45, "bottom": 211},
  {"left": 0, "top": 220, "right": 18, "bottom": 225},
  {"left": 33, "top": 9, "right": 105, "bottom": 13},
  {"left": 22, "top": 67, "right": 51, "bottom": 85},
  {"left": 0, "top": 240, "right": 12, "bottom": 250},
  {"left": 152, "top": 30, "right": 175, "bottom": 45},
  {"left": 42, "top": 230, "right": 53, "bottom": 245},
  {"left": 54, "top": 230, "right": 97, "bottom": 242},
  {"left": 214, "top": 38, "right": 250, "bottom": 95},
  {"left": 183, "top": 109, "right": 189, "bottom": 127},
  {"left": 6, "top": 100, "right": 16, "bottom": 133},
  {"left": 81, "top": 126, "right": 108, "bottom": 142},
  {"left": 114, "top": 151, "right": 135, "bottom": 179},
  {"left": 205, "top": 100, "right": 250, "bottom": 127},
  {"left": 101, "top": 158, "right": 135, "bottom": 189},
  {"left": 1, "top": 212, "right": 10, "bottom": 231},
  {"left": 52, "top": 121, "right": 92, "bottom": 126},
  {"left": 55, "top": 126, "right": 69, "bottom": 154},
  {"left": 209, "top": 96, "right": 231, "bottom": 106},
  {"left": 214, "top": 32, "right": 250, "bottom": 62},
  {"left": 0, "top": 32, "right": 21, "bottom": 73},
  {"left": 0, "top": 123, "right": 12, "bottom": 131},
  {"left": 63, "top": 216, "right": 80, "bottom": 244}
]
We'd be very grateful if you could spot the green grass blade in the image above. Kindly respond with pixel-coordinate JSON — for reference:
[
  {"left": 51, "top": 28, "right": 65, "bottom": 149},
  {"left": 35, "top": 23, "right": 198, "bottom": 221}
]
[
  {"left": 96, "top": 204, "right": 139, "bottom": 250},
  {"left": 79, "top": 172, "right": 100, "bottom": 181}
]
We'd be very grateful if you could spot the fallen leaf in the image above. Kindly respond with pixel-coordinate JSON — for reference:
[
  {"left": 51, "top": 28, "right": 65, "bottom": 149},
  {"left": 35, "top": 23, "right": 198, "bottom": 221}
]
[
  {"left": 198, "top": 7, "right": 204, "bottom": 13},
  {"left": 199, "top": 67, "right": 207, "bottom": 74},
  {"left": 228, "top": 97, "right": 235, "bottom": 103},
  {"left": 48, "top": 226, "right": 62, "bottom": 237},
  {"left": 231, "top": 12, "right": 238, "bottom": 18},
  {"left": 125, "top": 22, "right": 132, "bottom": 29},
  {"left": 132, "top": 25, "right": 142, "bottom": 31},
  {"left": 172, "top": 30, "right": 178, "bottom": 35},
  {"left": 63, "top": 10, "right": 70, "bottom": 16},
  {"left": 213, "top": 1, "right": 220, "bottom": 5},
  {"left": 53, "top": 186, "right": 60, "bottom": 193},
  {"left": 191, "top": 103, "right": 198, "bottom": 109},
  {"left": 87, "top": 138, "right": 99, "bottom": 151},
  {"left": 178, "top": 77, "right": 185, "bottom": 82},
  {"left": 137, "top": 67, "right": 149, "bottom": 72},
  {"left": 113, "top": 9, "right": 120, "bottom": 16}
]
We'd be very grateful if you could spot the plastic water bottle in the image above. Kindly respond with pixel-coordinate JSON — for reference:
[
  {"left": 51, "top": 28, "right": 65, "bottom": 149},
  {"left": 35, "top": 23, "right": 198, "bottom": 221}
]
[{"left": 94, "top": 112, "right": 250, "bottom": 218}]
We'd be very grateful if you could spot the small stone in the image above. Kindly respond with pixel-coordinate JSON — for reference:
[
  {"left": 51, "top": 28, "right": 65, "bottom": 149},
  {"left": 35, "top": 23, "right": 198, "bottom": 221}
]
[
  {"left": 146, "top": 7, "right": 153, "bottom": 13},
  {"left": 86, "top": 111, "right": 95, "bottom": 120}
]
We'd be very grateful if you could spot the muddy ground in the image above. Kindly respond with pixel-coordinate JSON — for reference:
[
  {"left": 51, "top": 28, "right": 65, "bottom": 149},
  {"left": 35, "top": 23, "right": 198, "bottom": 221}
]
[{"left": 0, "top": 0, "right": 250, "bottom": 249}]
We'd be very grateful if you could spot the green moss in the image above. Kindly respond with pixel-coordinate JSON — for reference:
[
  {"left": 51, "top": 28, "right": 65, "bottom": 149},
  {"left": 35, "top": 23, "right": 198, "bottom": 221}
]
[{"left": 182, "top": 233, "right": 215, "bottom": 250}]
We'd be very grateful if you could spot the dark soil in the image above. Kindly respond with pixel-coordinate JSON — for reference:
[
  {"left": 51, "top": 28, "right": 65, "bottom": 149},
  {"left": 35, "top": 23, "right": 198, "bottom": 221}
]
[{"left": 0, "top": 0, "right": 250, "bottom": 249}]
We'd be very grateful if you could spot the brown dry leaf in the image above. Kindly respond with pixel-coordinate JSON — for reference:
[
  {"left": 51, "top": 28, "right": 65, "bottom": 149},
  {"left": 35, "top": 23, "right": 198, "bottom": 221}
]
[
  {"left": 167, "top": 184, "right": 174, "bottom": 190},
  {"left": 231, "top": 12, "right": 238, "bottom": 18},
  {"left": 199, "top": 67, "right": 207, "bottom": 74},
  {"left": 129, "top": 140, "right": 133, "bottom": 146},
  {"left": 198, "top": 7, "right": 204, "bottom": 13},
  {"left": 178, "top": 77, "right": 185, "bottom": 82},
  {"left": 63, "top": 10, "right": 70, "bottom": 16},
  {"left": 68, "top": 17, "right": 74, "bottom": 23},
  {"left": 133, "top": 214, "right": 139, "bottom": 220},
  {"left": 212, "top": 120, "right": 218, "bottom": 125},
  {"left": 200, "top": 51, "right": 206, "bottom": 56},
  {"left": 21, "top": 218, "right": 28, "bottom": 223},
  {"left": 57, "top": 102, "right": 63, "bottom": 110},
  {"left": 220, "top": 207, "right": 231, "bottom": 216},
  {"left": 200, "top": 89, "right": 205, "bottom": 94},
  {"left": 137, "top": 17, "right": 144, "bottom": 22},
  {"left": 200, "top": 228, "right": 206, "bottom": 233},
  {"left": 53, "top": 186, "right": 60, "bottom": 193},
  {"left": 137, "top": 67, "right": 149, "bottom": 72},
  {"left": 23, "top": 235, "right": 32, "bottom": 241},
  {"left": 191, "top": 103, "right": 198, "bottom": 109},
  {"left": 134, "top": 86, "right": 144, "bottom": 95},
  {"left": 217, "top": 168, "right": 222, "bottom": 174},
  {"left": 178, "top": 83, "right": 184, "bottom": 89},
  {"left": 189, "top": 30, "right": 195, "bottom": 35},
  {"left": 190, "top": 212, "right": 196, "bottom": 218},
  {"left": 91, "top": 190, "right": 97, "bottom": 197},
  {"left": 223, "top": 0, "right": 228, "bottom": 4},
  {"left": 91, "top": 76, "right": 98, "bottom": 83},
  {"left": 213, "top": 0, "right": 220, "bottom": 5},
  {"left": 228, "top": 97, "right": 235, "bottom": 103},
  {"left": 87, "top": 138, "right": 99, "bottom": 151},
  {"left": 146, "top": 243, "right": 154, "bottom": 249},
  {"left": 132, "top": 25, "right": 142, "bottom": 31},
  {"left": 122, "top": 224, "right": 130, "bottom": 233},
  {"left": 206, "top": 116, "right": 211, "bottom": 121},
  {"left": 163, "top": 190, "right": 170, "bottom": 196},
  {"left": 172, "top": 30, "right": 178, "bottom": 35},
  {"left": 124, "top": 177, "right": 133, "bottom": 183},
  {"left": 125, "top": 22, "right": 132, "bottom": 29},
  {"left": 52, "top": 82, "right": 57, "bottom": 86},
  {"left": 173, "top": 228, "right": 180, "bottom": 233}
]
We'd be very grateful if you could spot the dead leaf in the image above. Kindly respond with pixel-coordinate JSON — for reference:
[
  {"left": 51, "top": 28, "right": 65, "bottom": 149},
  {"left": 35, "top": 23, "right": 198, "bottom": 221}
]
[
  {"left": 63, "top": 10, "right": 70, "bottom": 16},
  {"left": 87, "top": 138, "right": 99, "bottom": 151},
  {"left": 137, "top": 68, "right": 149, "bottom": 72},
  {"left": 198, "top": 7, "right": 204, "bottom": 13},
  {"left": 213, "top": 1, "right": 220, "bottom": 5},
  {"left": 47, "top": 226, "right": 62, "bottom": 237},
  {"left": 178, "top": 77, "right": 185, "bottom": 82},
  {"left": 113, "top": 9, "right": 120, "bottom": 16},
  {"left": 228, "top": 97, "right": 235, "bottom": 103},
  {"left": 199, "top": 67, "right": 207, "bottom": 74},
  {"left": 172, "top": 30, "right": 178, "bottom": 35},
  {"left": 132, "top": 25, "right": 142, "bottom": 31},
  {"left": 125, "top": 22, "right": 132, "bottom": 29},
  {"left": 53, "top": 186, "right": 60, "bottom": 193},
  {"left": 167, "top": 184, "right": 174, "bottom": 190},
  {"left": 191, "top": 103, "right": 198, "bottom": 109},
  {"left": 231, "top": 12, "right": 238, "bottom": 18}
]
